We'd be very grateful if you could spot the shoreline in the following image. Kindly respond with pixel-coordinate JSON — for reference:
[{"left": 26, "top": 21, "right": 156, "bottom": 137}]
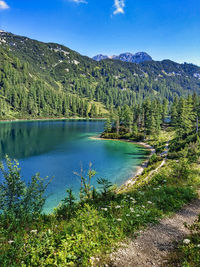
[
  {"left": 90, "top": 136, "right": 155, "bottom": 191},
  {"left": 0, "top": 117, "right": 106, "bottom": 123}
]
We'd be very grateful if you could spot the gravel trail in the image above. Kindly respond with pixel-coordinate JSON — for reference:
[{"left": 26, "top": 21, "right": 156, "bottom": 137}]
[{"left": 110, "top": 196, "right": 200, "bottom": 267}]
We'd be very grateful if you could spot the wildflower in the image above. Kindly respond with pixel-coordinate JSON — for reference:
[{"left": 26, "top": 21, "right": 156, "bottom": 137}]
[
  {"left": 142, "top": 205, "right": 145, "bottom": 208},
  {"left": 90, "top": 257, "right": 95, "bottom": 265},
  {"left": 147, "top": 201, "right": 153, "bottom": 204},
  {"left": 30, "top": 229, "right": 37, "bottom": 234},
  {"left": 126, "top": 214, "right": 130, "bottom": 217},
  {"left": 115, "top": 205, "right": 121, "bottom": 209},
  {"left": 183, "top": 239, "right": 190, "bottom": 245},
  {"left": 101, "top": 208, "right": 108, "bottom": 211},
  {"left": 8, "top": 240, "right": 14, "bottom": 244},
  {"left": 116, "top": 218, "right": 122, "bottom": 222},
  {"left": 197, "top": 244, "right": 200, "bottom": 248},
  {"left": 136, "top": 214, "right": 140, "bottom": 217},
  {"left": 130, "top": 208, "right": 134, "bottom": 212}
]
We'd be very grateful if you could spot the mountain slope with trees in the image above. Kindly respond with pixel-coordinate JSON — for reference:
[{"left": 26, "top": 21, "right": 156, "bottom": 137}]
[{"left": 0, "top": 31, "right": 200, "bottom": 119}]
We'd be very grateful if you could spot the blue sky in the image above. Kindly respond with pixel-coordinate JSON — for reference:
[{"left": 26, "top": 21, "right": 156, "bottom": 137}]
[{"left": 0, "top": 0, "right": 199, "bottom": 65}]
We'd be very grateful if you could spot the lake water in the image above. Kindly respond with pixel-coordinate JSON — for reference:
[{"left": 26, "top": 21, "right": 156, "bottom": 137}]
[{"left": 0, "top": 120, "right": 149, "bottom": 213}]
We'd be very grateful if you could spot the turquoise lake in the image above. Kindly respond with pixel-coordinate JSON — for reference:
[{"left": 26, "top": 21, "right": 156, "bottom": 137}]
[{"left": 0, "top": 120, "right": 149, "bottom": 213}]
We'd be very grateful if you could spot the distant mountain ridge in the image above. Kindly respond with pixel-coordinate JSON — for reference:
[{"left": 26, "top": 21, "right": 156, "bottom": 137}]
[{"left": 93, "top": 52, "right": 153, "bottom": 63}]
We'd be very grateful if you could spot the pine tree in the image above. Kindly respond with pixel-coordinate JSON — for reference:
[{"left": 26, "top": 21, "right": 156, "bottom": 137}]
[{"left": 104, "top": 118, "right": 112, "bottom": 133}]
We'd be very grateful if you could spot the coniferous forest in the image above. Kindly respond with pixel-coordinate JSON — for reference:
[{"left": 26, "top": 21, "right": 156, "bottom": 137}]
[{"left": 1, "top": 31, "right": 200, "bottom": 120}]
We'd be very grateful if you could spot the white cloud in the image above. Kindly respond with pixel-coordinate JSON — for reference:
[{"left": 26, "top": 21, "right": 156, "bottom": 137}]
[
  {"left": 113, "top": 0, "right": 125, "bottom": 15},
  {"left": 70, "top": 0, "right": 87, "bottom": 4},
  {"left": 0, "top": 1, "right": 9, "bottom": 10}
]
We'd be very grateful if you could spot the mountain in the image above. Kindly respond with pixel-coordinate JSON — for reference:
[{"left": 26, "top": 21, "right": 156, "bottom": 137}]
[
  {"left": 93, "top": 52, "right": 153, "bottom": 63},
  {"left": 0, "top": 31, "right": 200, "bottom": 120},
  {"left": 92, "top": 54, "right": 109, "bottom": 61}
]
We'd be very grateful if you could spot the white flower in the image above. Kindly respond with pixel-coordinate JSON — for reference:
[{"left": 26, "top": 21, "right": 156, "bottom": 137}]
[
  {"left": 30, "top": 230, "right": 37, "bottom": 234},
  {"left": 142, "top": 205, "right": 145, "bottom": 208},
  {"left": 130, "top": 208, "right": 134, "bottom": 212},
  {"left": 8, "top": 240, "right": 14, "bottom": 244},
  {"left": 136, "top": 214, "right": 140, "bottom": 217},
  {"left": 197, "top": 244, "right": 200, "bottom": 248},
  {"left": 126, "top": 214, "right": 130, "bottom": 217},
  {"left": 147, "top": 201, "right": 153, "bottom": 204},
  {"left": 183, "top": 239, "right": 190, "bottom": 245},
  {"left": 101, "top": 208, "right": 108, "bottom": 211},
  {"left": 116, "top": 218, "right": 122, "bottom": 222},
  {"left": 115, "top": 205, "right": 121, "bottom": 209},
  {"left": 90, "top": 257, "right": 95, "bottom": 264}
]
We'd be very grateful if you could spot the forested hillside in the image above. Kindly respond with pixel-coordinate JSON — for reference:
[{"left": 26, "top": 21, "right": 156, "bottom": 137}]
[{"left": 0, "top": 31, "right": 200, "bottom": 119}]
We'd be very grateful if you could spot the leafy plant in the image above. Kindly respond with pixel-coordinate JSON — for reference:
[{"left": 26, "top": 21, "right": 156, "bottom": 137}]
[
  {"left": 97, "top": 178, "right": 113, "bottom": 199},
  {"left": 0, "top": 155, "right": 51, "bottom": 220},
  {"left": 74, "top": 163, "right": 96, "bottom": 201}
]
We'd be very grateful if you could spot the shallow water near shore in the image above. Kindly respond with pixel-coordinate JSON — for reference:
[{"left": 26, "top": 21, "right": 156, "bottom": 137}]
[{"left": 0, "top": 120, "right": 149, "bottom": 213}]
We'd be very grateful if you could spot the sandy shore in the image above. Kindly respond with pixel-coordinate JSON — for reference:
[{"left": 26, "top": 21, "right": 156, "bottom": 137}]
[{"left": 90, "top": 136, "right": 155, "bottom": 191}]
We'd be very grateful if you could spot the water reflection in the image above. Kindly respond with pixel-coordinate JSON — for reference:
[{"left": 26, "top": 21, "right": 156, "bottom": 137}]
[{"left": 0, "top": 120, "right": 104, "bottom": 159}]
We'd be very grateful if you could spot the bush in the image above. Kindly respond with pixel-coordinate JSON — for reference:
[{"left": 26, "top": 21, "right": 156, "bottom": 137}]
[
  {"left": 101, "top": 132, "right": 120, "bottom": 139},
  {"left": 171, "top": 158, "right": 190, "bottom": 180},
  {"left": 149, "top": 154, "right": 159, "bottom": 165},
  {"left": 0, "top": 156, "right": 51, "bottom": 220},
  {"left": 130, "top": 133, "right": 145, "bottom": 141}
]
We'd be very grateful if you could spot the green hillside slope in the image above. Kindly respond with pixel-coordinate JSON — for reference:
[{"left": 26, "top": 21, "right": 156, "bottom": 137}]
[{"left": 0, "top": 31, "right": 200, "bottom": 119}]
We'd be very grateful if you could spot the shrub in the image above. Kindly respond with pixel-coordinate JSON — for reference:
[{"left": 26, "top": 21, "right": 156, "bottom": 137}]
[
  {"left": 149, "top": 154, "right": 159, "bottom": 165},
  {"left": 0, "top": 156, "right": 51, "bottom": 220}
]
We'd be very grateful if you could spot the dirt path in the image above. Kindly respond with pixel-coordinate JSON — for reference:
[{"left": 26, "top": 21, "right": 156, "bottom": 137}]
[{"left": 110, "top": 196, "right": 200, "bottom": 267}]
